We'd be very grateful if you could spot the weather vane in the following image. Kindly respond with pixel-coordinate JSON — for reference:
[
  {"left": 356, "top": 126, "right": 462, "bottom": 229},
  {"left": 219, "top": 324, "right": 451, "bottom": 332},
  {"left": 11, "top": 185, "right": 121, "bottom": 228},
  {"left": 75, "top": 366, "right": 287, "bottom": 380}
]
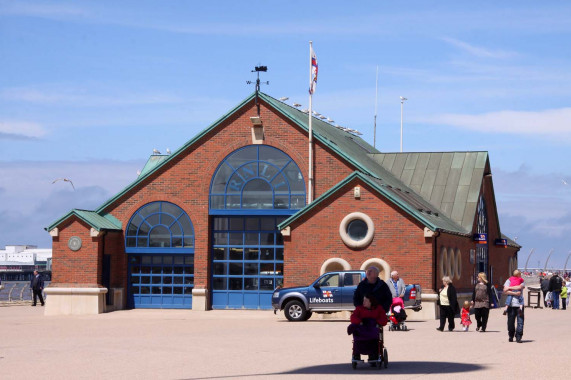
[{"left": 246, "top": 65, "right": 269, "bottom": 116}]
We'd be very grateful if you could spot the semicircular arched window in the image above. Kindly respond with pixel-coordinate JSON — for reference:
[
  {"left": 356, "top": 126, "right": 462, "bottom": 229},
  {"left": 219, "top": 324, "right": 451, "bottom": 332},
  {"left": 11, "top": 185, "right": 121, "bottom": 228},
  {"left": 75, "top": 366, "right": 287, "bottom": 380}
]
[
  {"left": 209, "top": 145, "right": 306, "bottom": 212},
  {"left": 125, "top": 201, "right": 194, "bottom": 252}
]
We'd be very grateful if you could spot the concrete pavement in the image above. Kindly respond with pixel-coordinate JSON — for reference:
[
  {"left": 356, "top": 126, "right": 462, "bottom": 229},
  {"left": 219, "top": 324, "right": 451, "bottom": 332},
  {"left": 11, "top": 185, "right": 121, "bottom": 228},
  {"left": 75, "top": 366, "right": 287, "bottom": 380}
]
[{"left": 0, "top": 302, "right": 568, "bottom": 379}]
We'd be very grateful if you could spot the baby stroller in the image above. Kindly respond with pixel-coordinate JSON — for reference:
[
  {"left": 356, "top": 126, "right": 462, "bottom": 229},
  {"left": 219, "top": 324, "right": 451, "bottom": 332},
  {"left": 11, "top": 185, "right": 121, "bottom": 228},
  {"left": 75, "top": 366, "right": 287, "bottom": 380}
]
[
  {"left": 349, "top": 318, "right": 388, "bottom": 369},
  {"left": 388, "top": 297, "right": 408, "bottom": 331}
]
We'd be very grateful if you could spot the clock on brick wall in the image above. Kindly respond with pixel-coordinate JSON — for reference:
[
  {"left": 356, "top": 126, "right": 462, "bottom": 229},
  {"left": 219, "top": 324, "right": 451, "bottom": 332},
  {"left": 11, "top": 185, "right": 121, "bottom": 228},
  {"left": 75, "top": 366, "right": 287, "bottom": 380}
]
[{"left": 68, "top": 236, "right": 82, "bottom": 251}]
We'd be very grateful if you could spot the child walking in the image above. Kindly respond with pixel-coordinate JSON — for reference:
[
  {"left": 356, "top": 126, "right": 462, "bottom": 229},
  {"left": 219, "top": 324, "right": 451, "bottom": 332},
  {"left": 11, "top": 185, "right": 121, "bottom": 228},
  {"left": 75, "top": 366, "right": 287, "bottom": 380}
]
[
  {"left": 461, "top": 300, "right": 472, "bottom": 331},
  {"left": 503, "top": 270, "right": 525, "bottom": 315}
]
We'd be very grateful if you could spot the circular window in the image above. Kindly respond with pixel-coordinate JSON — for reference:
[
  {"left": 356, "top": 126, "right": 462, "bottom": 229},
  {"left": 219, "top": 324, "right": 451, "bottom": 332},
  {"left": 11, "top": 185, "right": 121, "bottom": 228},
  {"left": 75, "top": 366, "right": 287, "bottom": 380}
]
[
  {"left": 339, "top": 212, "right": 375, "bottom": 248},
  {"left": 347, "top": 219, "right": 368, "bottom": 240}
]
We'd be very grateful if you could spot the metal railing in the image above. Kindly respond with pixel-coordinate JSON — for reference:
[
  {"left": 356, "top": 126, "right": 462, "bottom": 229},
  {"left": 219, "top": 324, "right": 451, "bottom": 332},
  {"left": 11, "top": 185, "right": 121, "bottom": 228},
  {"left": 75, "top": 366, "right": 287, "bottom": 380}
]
[{"left": 0, "top": 281, "right": 48, "bottom": 305}]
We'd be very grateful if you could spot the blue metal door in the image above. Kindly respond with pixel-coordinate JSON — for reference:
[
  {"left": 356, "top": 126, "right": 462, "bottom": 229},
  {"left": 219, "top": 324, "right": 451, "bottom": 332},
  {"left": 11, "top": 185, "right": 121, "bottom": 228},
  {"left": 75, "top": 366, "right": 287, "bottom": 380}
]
[
  {"left": 211, "top": 216, "right": 284, "bottom": 309},
  {"left": 128, "top": 254, "right": 194, "bottom": 309}
]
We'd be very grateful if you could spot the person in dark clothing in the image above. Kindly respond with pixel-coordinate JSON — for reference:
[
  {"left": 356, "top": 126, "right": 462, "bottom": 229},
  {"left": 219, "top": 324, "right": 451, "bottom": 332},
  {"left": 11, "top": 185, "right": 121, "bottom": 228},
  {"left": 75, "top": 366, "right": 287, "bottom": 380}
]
[
  {"left": 540, "top": 276, "right": 550, "bottom": 307},
  {"left": 353, "top": 266, "right": 393, "bottom": 313},
  {"left": 30, "top": 270, "right": 45, "bottom": 306},
  {"left": 436, "top": 276, "right": 459, "bottom": 331},
  {"left": 549, "top": 273, "right": 563, "bottom": 309}
]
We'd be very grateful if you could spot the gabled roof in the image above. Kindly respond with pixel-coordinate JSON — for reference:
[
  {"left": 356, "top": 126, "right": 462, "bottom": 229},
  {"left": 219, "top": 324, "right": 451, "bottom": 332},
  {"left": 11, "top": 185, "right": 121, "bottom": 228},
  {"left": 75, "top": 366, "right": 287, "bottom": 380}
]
[
  {"left": 91, "top": 91, "right": 413, "bottom": 214},
  {"left": 278, "top": 171, "right": 468, "bottom": 235},
  {"left": 371, "top": 152, "right": 488, "bottom": 231},
  {"left": 45, "top": 91, "right": 514, "bottom": 245},
  {"left": 45, "top": 209, "right": 122, "bottom": 232}
]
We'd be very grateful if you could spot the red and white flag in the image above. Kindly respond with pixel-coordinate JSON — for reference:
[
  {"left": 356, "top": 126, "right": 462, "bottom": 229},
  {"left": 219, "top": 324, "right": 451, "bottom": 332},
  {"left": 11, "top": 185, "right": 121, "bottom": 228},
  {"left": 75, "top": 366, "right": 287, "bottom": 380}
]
[{"left": 309, "top": 45, "right": 318, "bottom": 94}]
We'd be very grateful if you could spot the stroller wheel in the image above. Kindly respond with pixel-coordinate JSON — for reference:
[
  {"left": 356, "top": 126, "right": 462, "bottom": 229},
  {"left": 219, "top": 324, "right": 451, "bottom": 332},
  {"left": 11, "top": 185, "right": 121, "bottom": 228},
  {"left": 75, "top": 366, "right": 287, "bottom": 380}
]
[
  {"left": 383, "top": 348, "right": 388, "bottom": 368},
  {"left": 403, "top": 325, "right": 408, "bottom": 331}
]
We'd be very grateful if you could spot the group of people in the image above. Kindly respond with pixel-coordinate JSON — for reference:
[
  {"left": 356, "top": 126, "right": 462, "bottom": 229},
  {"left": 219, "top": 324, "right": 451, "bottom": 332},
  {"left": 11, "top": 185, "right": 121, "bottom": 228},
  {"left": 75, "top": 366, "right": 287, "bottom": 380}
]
[
  {"left": 436, "top": 269, "right": 527, "bottom": 342},
  {"left": 539, "top": 273, "right": 569, "bottom": 310}
]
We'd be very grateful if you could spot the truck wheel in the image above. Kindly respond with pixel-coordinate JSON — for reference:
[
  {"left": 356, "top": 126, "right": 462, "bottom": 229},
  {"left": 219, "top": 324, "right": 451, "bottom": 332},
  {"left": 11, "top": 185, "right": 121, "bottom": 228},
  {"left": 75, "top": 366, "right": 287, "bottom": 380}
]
[
  {"left": 284, "top": 300, "right": 307, "bottom": 321},
  {"left": 303, "top": 311, "right": 313, "bottom": 321}
]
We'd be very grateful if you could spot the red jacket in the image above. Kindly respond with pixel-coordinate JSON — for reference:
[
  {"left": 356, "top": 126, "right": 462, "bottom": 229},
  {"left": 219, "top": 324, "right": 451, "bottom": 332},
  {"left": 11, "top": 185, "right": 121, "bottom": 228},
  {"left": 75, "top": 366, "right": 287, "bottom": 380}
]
[{"left": 350, "top": 305, "right": 388, "bottom": 326}]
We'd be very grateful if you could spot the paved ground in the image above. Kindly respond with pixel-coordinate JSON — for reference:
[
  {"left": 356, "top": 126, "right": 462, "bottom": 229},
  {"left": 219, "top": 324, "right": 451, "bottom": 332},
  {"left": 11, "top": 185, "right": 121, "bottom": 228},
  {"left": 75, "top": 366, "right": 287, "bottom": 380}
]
[{"left": 0, "top": 301, "right": 567, "bottom": 379}]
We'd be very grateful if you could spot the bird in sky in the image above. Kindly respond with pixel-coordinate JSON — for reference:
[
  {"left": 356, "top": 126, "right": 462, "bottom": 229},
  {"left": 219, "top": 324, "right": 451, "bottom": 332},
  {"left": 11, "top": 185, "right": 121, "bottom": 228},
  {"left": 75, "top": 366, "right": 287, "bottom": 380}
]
[
  {"left": 562, "top": 179, "right": 568, "bottom": 185},
  {"left": 52, "top": 178, "right": 75, "bottom": 190}
]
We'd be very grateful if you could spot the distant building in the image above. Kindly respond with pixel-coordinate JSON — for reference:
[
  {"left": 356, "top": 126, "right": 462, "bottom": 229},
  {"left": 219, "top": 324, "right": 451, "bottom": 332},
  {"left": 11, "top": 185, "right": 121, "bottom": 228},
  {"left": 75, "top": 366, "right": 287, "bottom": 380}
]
[
  {"left": 46, "top": 92, "right": 520, "bottom": 316},
  {"left": 0, "top": 245, "right": 52, "bottom": 281}
]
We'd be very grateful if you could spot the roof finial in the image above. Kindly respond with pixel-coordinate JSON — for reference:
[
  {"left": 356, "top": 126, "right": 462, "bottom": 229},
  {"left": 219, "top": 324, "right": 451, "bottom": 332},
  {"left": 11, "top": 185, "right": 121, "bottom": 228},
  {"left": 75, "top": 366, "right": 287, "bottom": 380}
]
[{"left": 246, "top": 65, "right": 269, "bottom": 116}]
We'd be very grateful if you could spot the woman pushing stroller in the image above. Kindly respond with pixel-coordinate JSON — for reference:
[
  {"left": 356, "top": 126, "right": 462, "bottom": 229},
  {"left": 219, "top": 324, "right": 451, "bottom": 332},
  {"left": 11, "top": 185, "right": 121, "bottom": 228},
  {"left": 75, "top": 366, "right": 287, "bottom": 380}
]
[
  {"left": 347, "top": 293, "right": 388, "bottom": 365},
  {"left": 348, "top": 267, "right": 393, "bottom": 368}
]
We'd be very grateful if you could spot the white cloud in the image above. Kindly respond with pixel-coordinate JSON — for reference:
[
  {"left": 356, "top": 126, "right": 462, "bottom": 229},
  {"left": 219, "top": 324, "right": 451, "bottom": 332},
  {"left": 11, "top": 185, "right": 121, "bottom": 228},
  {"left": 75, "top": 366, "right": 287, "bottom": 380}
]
[
  {"left": 0, "top": 120, "right": 47, "bottom": 138},
  {"left": 0, "top": 86, "right": 185, "bottom": 107},
  {"left": 441, "top": 37, "right": 518, "bottom": 59},
  {"left": 419, "top": 108, "right": 571, "bottom": 138},
  {"left": 0, "top": 160, "right": 143, "bottom": 248}
]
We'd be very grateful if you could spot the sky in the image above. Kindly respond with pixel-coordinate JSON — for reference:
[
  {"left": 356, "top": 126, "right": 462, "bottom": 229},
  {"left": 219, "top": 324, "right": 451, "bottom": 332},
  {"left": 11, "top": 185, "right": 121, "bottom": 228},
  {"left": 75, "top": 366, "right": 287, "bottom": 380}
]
[{"left": 1, "top": 1, "right": 570, "bottom": 269}]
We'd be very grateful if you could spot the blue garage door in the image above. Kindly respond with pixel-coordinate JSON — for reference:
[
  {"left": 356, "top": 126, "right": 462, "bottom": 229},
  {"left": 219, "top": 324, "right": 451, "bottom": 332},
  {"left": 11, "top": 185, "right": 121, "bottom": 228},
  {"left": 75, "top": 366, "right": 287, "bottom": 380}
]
[
  {"left": 129, "top": 254, "right": 194, "bottom": 309},
  {"left": 209, "top": 145, "right": 305, "bottom": 309},
  {"left": 211, "top": 216, "right": 284, "bottom": 309},
  {"left": 126, "top": 201, "right": 195, "bottom": 309}
]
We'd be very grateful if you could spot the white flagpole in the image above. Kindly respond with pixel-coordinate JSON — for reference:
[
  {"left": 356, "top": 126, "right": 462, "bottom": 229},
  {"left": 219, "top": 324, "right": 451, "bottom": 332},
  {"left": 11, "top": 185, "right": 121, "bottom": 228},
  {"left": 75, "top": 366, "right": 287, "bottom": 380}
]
[
  {"left": 308, "top": 41, "right": 314, "bottom": 203},
  {"left": 374, "top": 65, "right": 378, "bottom": 149}
]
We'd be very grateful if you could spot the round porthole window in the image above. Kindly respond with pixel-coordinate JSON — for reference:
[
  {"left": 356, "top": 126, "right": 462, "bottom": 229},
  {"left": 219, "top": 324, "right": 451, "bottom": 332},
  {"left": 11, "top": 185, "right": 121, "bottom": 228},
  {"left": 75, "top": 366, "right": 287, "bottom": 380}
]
[
  {"left": 347, "top": 219, "right": 368, "bottom": 240},
  {"left": 339, "top": 212, "right": 374, "bottom": 248}
]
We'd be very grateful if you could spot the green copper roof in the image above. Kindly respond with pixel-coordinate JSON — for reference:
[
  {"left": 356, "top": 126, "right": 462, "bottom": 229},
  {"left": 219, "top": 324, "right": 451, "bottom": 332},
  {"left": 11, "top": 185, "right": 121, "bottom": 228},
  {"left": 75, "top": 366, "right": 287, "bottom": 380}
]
[
  {"left": 46, "top": 209, "right": 122, "bottom": 232},
  {"left": 371, "top": 152, "right": 488, "bottom": 231},
  {"left": 278, "top": 171, "right": 468, "bottom": 235},
  {"left": 46, "top": 91, "right": 514, "bottom": 244},
  {"left": 140, "top": 155, "right": 170, "bottom": 177},
  {"left": 92, "top": 91, "right": 407, "bottom": 214}
]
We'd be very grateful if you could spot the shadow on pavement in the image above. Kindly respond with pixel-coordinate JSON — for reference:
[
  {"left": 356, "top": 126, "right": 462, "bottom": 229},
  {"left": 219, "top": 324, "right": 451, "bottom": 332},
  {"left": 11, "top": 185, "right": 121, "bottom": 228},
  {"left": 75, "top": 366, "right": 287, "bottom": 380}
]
[{"left": 184, "top": 361, "right": 486, "bottom": 379}]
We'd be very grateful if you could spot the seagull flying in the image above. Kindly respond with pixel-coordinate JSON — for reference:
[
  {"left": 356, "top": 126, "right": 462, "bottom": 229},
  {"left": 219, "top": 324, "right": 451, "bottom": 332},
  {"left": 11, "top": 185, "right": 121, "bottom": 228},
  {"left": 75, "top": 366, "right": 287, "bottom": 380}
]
[
  {"left": 292, "top": 103, "right": 302, "bottom": 107},
  {"left": 52, "top": 178, "right": 75, "bottom": 190},
  {"left": 279, "top": 97, "right": 289, "bottom": 101},
  {"left": 563, "top": 179, "right": 568, "bottom": 185}
]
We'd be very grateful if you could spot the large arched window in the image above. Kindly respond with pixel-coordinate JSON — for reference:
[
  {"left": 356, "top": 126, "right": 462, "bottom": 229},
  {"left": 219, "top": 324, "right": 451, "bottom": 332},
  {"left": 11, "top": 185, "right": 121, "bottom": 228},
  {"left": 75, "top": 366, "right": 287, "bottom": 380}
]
[
  {"left": 476, "top": 194, "right": 488, "bottom": 275},
  {"left": 209, "top": 145, "right": 306, "bottom": 213},
  {"left": 125, "top": 201, "right": 194, "bottom": 252}
]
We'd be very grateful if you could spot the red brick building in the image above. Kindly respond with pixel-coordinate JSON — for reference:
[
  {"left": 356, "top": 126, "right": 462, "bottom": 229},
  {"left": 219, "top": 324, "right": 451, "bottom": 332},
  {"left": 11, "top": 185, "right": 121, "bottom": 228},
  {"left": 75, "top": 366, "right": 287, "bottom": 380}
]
[{"left": 45, "top": 92, "right": 519, "bottom": 316}]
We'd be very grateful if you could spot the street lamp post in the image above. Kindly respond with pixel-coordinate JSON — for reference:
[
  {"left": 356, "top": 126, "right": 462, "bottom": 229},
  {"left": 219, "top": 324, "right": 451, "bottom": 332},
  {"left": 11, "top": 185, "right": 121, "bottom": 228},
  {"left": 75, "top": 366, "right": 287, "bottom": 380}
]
[{"left": 400, "top": 96, "right": 407, "bottom": 152}]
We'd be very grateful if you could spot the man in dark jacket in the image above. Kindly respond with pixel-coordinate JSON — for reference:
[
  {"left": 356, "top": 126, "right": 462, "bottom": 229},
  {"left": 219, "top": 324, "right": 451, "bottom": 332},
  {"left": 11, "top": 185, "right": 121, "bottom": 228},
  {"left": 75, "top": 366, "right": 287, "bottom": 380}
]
[
  {"left": 540, "top": 276, "right": 550, "bottom": 307},
  {"left": 549, "top": 273, "right": 563, "bottom": 309},
  {"left": 30, "top": 270, "right": 45, "bottom": 306},
  {"left": 353, "top": 266, "right": 393, "bottom": 313}
]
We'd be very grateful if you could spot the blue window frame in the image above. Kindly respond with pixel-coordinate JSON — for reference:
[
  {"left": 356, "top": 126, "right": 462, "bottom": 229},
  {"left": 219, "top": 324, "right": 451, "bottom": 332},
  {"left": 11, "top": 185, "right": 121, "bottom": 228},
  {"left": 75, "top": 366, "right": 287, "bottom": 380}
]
[
  {"left": 211, "top": 216, "right": 285, "bottom": 309},
  {"left": 209, "top": 145, "right": 306, "bottom": 214},
  {"left": 125, "top": 201, "right": 194, "bottom": 253}
]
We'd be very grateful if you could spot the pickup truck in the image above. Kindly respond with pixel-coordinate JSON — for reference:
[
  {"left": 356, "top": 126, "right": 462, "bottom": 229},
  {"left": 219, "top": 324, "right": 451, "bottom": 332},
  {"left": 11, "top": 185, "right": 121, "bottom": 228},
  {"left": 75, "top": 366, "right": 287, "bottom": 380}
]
[{"left": 272, "top": 270, "right": 422, "bottom": 321}]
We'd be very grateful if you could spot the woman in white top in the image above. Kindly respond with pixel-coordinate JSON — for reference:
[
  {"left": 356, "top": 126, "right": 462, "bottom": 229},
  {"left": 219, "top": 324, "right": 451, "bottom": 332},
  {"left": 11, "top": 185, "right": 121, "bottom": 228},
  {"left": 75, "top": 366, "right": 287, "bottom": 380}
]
[{"left": 436, "top": 276, "right": 459, "bottom": 331}]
